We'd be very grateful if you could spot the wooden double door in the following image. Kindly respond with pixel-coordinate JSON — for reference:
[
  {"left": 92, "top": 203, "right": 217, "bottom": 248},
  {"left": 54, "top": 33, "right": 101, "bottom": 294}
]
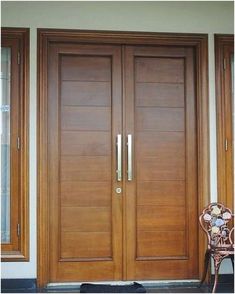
[{"left": 48, "top": 42, "right": 198, "bottom": 282}]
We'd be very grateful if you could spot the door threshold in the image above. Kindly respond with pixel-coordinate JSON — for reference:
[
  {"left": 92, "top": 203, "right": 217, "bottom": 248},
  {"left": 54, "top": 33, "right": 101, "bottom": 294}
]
[{"left": 47, "top": 279, "right": 200, "bottom": 289}]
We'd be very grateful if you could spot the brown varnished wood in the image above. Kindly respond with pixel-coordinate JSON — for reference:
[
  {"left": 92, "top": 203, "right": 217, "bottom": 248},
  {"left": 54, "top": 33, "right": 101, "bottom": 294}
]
[
  {"left": 137, "top": 231, "right": 186, "bottom": 258},
  {"left": 215, "top": 35, "right": 234, "bottom": 211},
  {"left": 1, "top": 28, "right": 29, "bottom": 262},
  {"left": 38, "top": 29, "right": 209, "bottom": 287},
  {"left": 61, "top": 207, "right": 111, "bottom": 232},
  {"left": 136, "top": 57, "right": 184, "bottom": 83},
  {"left": 61, "top": 232, "right": 111, "bottom": 259},
  {"left": 137, "top": 181, "right": 185, "bottom": 206},
  {"left": 47, "top": 43, "right": 123, "bottom": 282},
  {"left": 61, "top": 181, "right": 111, "bottom": 207},
  {"left": 136, "top": 83, "right": 184, "bottom": 107},
  {"left": 124, "top": 45, "right": 198, "bottom": 279}
]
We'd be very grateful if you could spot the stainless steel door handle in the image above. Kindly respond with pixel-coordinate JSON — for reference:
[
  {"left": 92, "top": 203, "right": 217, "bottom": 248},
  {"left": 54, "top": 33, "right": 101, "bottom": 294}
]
[
  {"left": 127, "top": 134, "right": 133, "bottom": 181},
  {"left": 116, "top": 134, "right": 122, "bottom": 181}
]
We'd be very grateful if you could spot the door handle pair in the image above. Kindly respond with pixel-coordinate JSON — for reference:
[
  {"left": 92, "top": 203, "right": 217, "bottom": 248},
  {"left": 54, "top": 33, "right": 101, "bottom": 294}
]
[{"left": 116, "top": 134, "right": 133, "bottom": 182}]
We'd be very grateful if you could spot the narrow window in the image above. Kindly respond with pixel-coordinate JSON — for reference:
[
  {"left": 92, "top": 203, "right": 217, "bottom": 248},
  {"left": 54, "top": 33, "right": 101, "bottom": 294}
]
[
  {"left": 1, "top": 28, "right": 29, "bottom": 261},
  {"left": 215, "top": 34, "right": 234, "bottom": 210}
]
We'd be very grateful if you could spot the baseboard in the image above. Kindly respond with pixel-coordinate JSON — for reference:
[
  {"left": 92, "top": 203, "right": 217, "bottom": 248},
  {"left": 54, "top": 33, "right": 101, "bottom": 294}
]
[
  {"left": 211, "top": 274, "right": 234, "bottom": 284},
  {"left": 1, "top": 279, "right": 37, "bottom": 291}
]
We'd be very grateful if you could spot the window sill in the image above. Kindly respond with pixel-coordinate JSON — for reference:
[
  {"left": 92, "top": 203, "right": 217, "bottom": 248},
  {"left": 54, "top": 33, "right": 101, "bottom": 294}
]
[{"left": 1, "top": 251, "right": 29, "bottom": 262}]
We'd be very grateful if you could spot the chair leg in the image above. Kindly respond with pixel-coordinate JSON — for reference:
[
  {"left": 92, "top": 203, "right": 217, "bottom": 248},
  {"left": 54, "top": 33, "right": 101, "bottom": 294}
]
[
  {"left": 200, "top": 249, "right": 211, "bottom": 287},
  {"left": 211, "top": 254, "right": 223, "bottom": 293},
  {"left": 229, "top": 254, "right": 234, "bottom": 272}
]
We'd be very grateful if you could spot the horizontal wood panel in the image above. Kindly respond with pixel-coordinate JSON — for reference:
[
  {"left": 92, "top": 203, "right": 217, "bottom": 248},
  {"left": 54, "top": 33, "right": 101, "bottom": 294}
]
[
  {"left": 137, "top": 181, "right": 185, "bottom": 206},
  {"left": 61, "top": 106, "right": 111, "bottom": 131},
  {"left": 137, "top": 231, "right": 186, "bottom": 257},
  {"left": 61, "top": 56, "right": 111, "bottom": 81},
  {"left": 61, "top": 156, "right": 111, "bottom": 181},
  {"left": 137, "top": 206, "right": 185, "bottom": 231},
  {"left": 61, "top": 81, "right": 111, "bottom": 106},
  {"left": 134, "top": 260, "right": 188, "bottom": 280},
  {"left": 136, "top": 108, "right": 184, "bottom": 131},
  {"left": 137, "top": 157, "right": 185, "bottom": 180},
  {"left": 61, "top": 207, "right": 111, "bottom": 232},
  {"left": 61, "top": 182, "right": 111, "bottom": 207},
  {"left": 61, "top": 232, "right": 111, "bottom": 259},
  {"left": 136, "top": 83, "right": 184, "bottom": 107},
  {"left": 57, "top": 261, "right": 115, "bottom": 281},
  {"left": 135, "top": 57, "right": 184, "bottom": 83},
  {"left": 61, "top": 131, "right": 111, "bottom": 156},
  {"left": 136, "top": 132, "right": 185, "bottom": 157}
]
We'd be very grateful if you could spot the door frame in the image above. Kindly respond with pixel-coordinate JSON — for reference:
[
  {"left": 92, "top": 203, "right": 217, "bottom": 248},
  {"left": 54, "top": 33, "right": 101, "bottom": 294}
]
[
  {"left": 37, "top": 29, "right": 209, "bottom": 288},
  {"left": 215, "top": 34, "right": 234, "bottom": 209}
]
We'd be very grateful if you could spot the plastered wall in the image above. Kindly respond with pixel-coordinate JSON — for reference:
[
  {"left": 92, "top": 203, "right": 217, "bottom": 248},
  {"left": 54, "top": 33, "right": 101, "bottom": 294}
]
[{"left": 1, "top": 1, "right": 234, "bottom": 279}]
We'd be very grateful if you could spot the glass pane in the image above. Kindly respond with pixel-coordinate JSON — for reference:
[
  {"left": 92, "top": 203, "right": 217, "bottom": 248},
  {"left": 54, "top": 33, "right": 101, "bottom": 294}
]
[{"left": 1, "top": 48, "right": 11, "bottom": 244}]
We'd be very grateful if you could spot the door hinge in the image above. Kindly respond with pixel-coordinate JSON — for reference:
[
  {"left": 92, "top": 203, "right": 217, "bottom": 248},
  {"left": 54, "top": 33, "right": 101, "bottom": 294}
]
[
  {"left": 17, "top": 224, "right": 20, "bottom": 236},
  {"left": 17, "top": 52, "right": 20, "bottom": 65},
  {"left": 17, "top": 137, "right": 20, "bottom": 150},
  {"left": 225, "top": 138, "right": 228, "bottom": 151},
  {"left": 223, "top": 58, "right": 226, "bottom": 70}
]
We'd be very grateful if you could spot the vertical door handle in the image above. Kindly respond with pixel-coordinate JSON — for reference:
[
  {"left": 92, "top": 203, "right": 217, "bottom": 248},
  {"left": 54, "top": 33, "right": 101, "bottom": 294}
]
[
  {"left": 127, "top": 134, "right": 133, "bottom": 181},
  {"left": 116, "top": 134, "right": 122, "bottom": 181}
]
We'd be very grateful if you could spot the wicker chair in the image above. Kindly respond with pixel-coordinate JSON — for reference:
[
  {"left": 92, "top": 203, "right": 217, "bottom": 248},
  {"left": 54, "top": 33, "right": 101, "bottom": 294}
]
[{"left": 199, "top": 203, "right": 234, "bottom": 292}]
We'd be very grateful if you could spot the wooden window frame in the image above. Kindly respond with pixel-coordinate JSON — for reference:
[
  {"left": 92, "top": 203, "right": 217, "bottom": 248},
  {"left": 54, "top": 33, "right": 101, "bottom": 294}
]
[
  {"left": 1, "top": 28, "right": 29, "bottom": 261},
  {"left": 37, "top": 29, "right": 209, "bottom": 287},
  {"left": 215, "top": 34, "right": 234, "bottom": 209}
]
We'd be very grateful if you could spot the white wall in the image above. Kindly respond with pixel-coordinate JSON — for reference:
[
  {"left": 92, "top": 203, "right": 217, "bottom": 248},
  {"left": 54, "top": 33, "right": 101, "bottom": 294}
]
[{"left": 1, "top": 1, "right": 234, "bottom": 279}]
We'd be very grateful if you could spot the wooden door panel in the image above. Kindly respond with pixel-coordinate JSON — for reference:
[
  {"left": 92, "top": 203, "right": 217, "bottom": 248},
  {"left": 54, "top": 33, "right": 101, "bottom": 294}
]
[
  {"left": 125, "top": 46, "right": 198, "bottom": 279},
  {"left": 137, "top": 206, "right": 185, "bottom": 231},
  {"left": 135, "top": 57, "right": 184, "bottom": 83},
  {"left": 136, "top": 108, "right": 184, "bottom": 131},
  {"left": 61, "top": 232, "right": 111, "bottom": 259},
  {"left": 61, "top": 81, "right": 111, "bottom": 106},
  {"left": 137, "top": 181, "right": 185, "bottom": 206},
  {"left": 61, "top": 131, "right": 111, "bottom": 156},
  {"left": 137, "top": 231, "right": 186, "bottom": 257},
  {"left": 61, "top": 182, "right": 111, "bottom": 207},
  {"left": 136, "top": 83, "right": 184, "bottom": 107},
  {"left": 61, "top": 156, "right": 111, "bottom": 181},
  {"left": 61, "top": 56, "right": 111, "bottom": 81},
  {"left": 61, "top": 106, "right": 111, "bottom": 131},
  {"left": 48, "top": 44, "right": 122, "bottom": 282}
]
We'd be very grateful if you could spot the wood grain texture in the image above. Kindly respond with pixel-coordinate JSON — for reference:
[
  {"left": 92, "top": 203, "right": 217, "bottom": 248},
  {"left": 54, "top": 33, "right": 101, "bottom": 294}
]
[
  {"left": 61, "top": 56, "right": 111, "bottom": 81},
  {"left": 1, "top": 28, "right": 29, "bottom": 262},
  {"left": 135, "top": 57, "right": 184, "bottom": 83},
  {"left": 124, "top": 45, "right": 199, "bottom": 280},
  {"left": 61, "top": 232, "right": 111, "bottom": 259},
  {"left": 61, "top": 207, "right": 111, "bottom": 232},
  {"left": 44, "top": 43, "right": 123, "bottom": 283},
  {"left": 136, "top": 108, "right": 184, "bottom": 131},
  {"left": 136, "top": 83, "right": 184, "bottom": 107},
  {"left": 61, "top": 131, "right": 111, "bottom": 156},
  {"left": 61, "top": 81, "right": 111, "bottom": 106},
  {"left": 61, "top": 156, "right": 111, "bottom": 181},
  {"left": 137, "top": 206, "right": 185, "bottom": 231},
  {"left": 37, "top": 29, "right": 209, "bottom": 287},
  {"left": 61, "top": 106, "right": 111, "bottom": 131},
  {"left": 215, "top": 34, "right": 234, "bottom": 210},
  {"left": 137, "top": 181, "right": 185, "bottom": 206},
  {"left": 137, "top": 231, "right": 186, "bottom": 257},
  {"left": 61, "top": 181, "right": 111, "bottom": 207}
]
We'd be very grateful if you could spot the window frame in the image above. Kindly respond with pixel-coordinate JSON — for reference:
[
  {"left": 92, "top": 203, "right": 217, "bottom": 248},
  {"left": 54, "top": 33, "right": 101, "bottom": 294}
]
[
  {"left": 215, "top": 34, "right": 234, "bottom": 210},
  {"left": 1, "top": 28, "right": 29, "bottom": 261}
]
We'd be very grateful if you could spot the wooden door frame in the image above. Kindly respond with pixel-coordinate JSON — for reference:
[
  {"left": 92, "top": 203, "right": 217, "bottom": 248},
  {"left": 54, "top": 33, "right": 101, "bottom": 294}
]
[
  {"left": 37, "top": 29, "right": 209, "bottom": 287},
  {"left": 215, "top": 34, "right": 234, "bottom": 208}
]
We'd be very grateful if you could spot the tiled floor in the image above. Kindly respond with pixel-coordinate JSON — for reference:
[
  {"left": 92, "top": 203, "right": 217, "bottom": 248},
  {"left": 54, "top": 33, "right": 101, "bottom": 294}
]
[
  {"left": 2, "top": 284, "right": 234, "bottom": 293},
  {"left": 2, "top": 279, "right": 234, "bottom": 293}
]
